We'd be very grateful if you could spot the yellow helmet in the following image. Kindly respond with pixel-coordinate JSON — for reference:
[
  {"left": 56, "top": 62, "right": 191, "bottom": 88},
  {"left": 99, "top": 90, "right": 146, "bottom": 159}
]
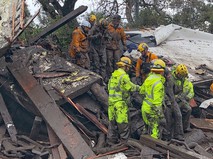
[
  {"left": 151, "top": 59, "right": 166, "bottom": 72},
  {"left": 175, "top": 64, "right": 188, "bottom": 78},
  {"left": 116, "top": 57, "right": 132, "bottom": 67},
  {"left": 137, "top": 43, "right": 148, "bottom": 52},
  {"left": 89, "top": 14, "right": 96, "bottom": 22},
  {"left": 210, "top": 83, "right": 213, "bottom": 93},
  {"left": 99, "top": 18, "right": 108, "bottom": 28}
]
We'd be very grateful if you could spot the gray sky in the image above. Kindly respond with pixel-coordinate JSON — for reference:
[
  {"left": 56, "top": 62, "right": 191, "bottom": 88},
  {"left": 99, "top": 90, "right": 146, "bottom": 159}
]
[
  {"left": 26, "top": 0, "right": 93, "bottom": 15},
  {"left": 26, "top": 0, "right": 93, "bottom": 24}
]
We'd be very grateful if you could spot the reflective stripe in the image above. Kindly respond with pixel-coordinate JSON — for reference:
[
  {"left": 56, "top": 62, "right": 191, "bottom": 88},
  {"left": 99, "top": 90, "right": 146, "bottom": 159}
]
[
  {"left": 146, "top": 81, "right": 161, "bottom": 99},
  {"left": 144, "top": 99, "right": 154, "bottom": 107}
]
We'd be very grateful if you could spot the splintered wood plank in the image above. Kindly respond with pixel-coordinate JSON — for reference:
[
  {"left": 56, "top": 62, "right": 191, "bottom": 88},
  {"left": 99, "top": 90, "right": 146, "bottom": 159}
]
[
  {"left": 190, "top": 118, "right": 213, "bottom": 132},
  {"left": 7, "top": 62, "right": 94, "bottom": 158},
  {"left": 29, "top": 6, "right": 87, "bottom": 44},
  {"left": 140, "top": 135, "right": 207, "bottom": 159},
  {"left": 0, "top": 93, "right": 17, "bottom": 142},
  {"left": 47, "top": 125, "right": 61, "bottom": 159}
]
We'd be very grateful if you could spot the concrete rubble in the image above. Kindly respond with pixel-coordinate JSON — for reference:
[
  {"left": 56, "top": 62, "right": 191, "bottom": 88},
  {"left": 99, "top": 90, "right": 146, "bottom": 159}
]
[{"left": 0, "top": 2, "right": 212, "bottom": 159}]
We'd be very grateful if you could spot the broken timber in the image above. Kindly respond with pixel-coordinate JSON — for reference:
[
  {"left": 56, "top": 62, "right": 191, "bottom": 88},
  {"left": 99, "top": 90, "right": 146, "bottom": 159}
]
[
  {"left": 140, "top": 135, "right": 210, "bottom": 159},
  {"left": 53, "top": 86, "right": 108, "bottom": 134},
  {"left": 7, "top": 62, "right": 95, "bottom": 158},
  {"left": 190, "top": 118, "right": 213, "bottom": 132},
  {"left": 29, "top": 5, "right": 87, "bottom": 44},
  {"left": 0, "top": 93, "right": 17, "bottom": 143}
]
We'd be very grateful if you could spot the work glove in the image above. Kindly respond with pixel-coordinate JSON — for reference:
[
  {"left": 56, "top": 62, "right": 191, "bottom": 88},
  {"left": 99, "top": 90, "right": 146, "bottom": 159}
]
[{"left": 75, "top": 52, "right": 81, "bottom": 58}]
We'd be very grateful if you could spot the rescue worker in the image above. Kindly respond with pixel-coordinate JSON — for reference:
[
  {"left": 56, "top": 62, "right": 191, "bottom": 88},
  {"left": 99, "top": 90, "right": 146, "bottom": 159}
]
[
  {"left": 69, "top": 20, "right": 91, "bottom": 69},
  {"left": 88, "top": 14, "right": 96, "bottom": 27},
  {"left": 171, "top": 64, "right": 194, "bottom": 133},
  {"left": 107, "top": 57, "right": 140, "bottom": 144},
  {"left": 140, "top": 59, "right": 166, "bottom": 139},
  {"left": 136, "top": 43, "right": 158, "bottom": 84},
  {"left": 164, "top": 68, "right": 185, "bottom": 141},
  {"left": 88, "top": 18, "right": 109, "bottom": 80},
  {"left": 106, "top": 14, "right": 127, "bottom": 79}
]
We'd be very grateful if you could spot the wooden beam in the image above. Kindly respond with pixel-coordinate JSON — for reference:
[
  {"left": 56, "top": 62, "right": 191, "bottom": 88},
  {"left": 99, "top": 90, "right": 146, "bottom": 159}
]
[
  {"left": 30, "top": 116, "right": 42, "bottom": 140},
  {"left": 140, "top": 135, "right": 209, "bottom": 159},
  {"left": 29, "top": 5, "right": 87, "bottom": 44},
  {"left": 190, "top": 118, "right": 213, "bottom": 132},
  {"left": 7, "top": 62, "right": 94, "bottom": 158},
  {"left": 0, "top": 93, "right": 17, "bottom": 143},
  {"left": 47, "top": 125, "right": 61, "bottom": 159}
]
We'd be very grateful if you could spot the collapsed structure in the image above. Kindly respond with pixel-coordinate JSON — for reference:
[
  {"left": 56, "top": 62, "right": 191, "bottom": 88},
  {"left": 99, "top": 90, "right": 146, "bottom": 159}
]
[{"left": 0, "top": 2, "right": 212, "bottom": 159}]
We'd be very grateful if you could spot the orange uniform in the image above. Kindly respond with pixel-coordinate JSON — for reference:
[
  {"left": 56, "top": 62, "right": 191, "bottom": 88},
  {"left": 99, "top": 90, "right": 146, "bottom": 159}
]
[
  {"left": 69, "top": 27, "right": 89, "bottom": 58},
  {"left": 69, "top": 27, "right": 90, "bottom": 69},
  {"left": 135, "top": 52, "right": 158, "bottom": 77},
  {"left": 106, "top": 23, "right": 127, "bottom": 79},
  {"left": 106, "top": 23, "right": 126, "bottom": 50}
]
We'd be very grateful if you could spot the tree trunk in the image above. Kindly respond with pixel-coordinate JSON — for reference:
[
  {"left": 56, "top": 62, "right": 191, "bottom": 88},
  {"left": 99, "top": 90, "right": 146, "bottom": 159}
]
[{"left": 126, "top": 0, "right": 134, "bottom": 25}]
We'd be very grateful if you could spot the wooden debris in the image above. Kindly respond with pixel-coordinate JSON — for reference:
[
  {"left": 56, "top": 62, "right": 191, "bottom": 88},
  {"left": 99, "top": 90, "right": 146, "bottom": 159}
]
[
  {"left": 47, "top": 126, "right": 61, "bottom": 159},
  {"left": 30, "top": 116, "right": 42, "bottom": 140},
  {"left": 53, "top": 86, "right": 108, "bottom": 134},
  {"left": 88, "top": 146, "right": 128, "bottom": 159},
  {"left": 140, "top": 135, "right": 209, "bottom": 159},
  {"left": 58, "top": 144, "right": 67, "bottom": 159},
  {"left": 0, "top": 93, "right": 17, "bottom": 143},
  {"left": 190, "top": 118, "right": 213, "bottom": 132},
  {"left": 34, "top": 72, "right": 70, "bottom": 79},
  {"left": 7, "top": 62, "right": 95, "bottom": 158},
  {"left": 29, "top": 6, "right": 87, "bottom": 44}
]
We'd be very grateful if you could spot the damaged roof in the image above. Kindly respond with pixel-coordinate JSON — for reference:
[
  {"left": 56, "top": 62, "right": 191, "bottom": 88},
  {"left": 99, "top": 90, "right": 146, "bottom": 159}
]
[{"left": 125, "top": 24, "right": 213, "bottom": 81}]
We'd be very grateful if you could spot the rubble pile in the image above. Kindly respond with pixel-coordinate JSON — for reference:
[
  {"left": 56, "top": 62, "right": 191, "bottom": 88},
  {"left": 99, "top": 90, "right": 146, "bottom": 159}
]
[{"left": 0, "top": 2, "right": 213, "bottom": 158}]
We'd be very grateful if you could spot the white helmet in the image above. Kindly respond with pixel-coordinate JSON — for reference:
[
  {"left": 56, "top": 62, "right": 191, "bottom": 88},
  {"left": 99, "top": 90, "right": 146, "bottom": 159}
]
[{"left": 81, "top": 20, "right": 91, "bottom": 28}]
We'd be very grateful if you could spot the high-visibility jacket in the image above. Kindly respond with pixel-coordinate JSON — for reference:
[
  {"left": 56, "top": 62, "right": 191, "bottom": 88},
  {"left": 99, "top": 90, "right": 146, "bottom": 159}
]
[
  {"left": 69, "top": 27, "right": 89, "bottom": 58},
  {"left": 171, "top": 69, "right": 194, "bottom": 101},
  {"left": 106, "top": 23, "right": 126, "bottom": 50},
  {"left": 140, "top": 72, "right": 165, "bottom": 139},
  {"left": 140, "top": 72, "right": 165, "bottom": 108},
  {"left": 108, "top": 68, "right": 139, "bottom": 105},
  {"left": 135, "top": 52, "right": 158, "bottom": 77}
]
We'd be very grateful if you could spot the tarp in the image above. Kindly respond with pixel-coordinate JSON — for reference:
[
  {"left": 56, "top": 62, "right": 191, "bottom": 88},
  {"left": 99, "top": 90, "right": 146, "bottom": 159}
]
[{"left": 124, "top": 24, "right": 213, "bottom": 82}]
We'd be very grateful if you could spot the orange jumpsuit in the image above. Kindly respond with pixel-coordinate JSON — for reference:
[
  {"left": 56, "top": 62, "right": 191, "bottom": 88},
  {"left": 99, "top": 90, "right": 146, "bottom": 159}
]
[
  {"left": 69, "top": 27, "right": 90, "bottom": 69},
  {"left": 135, "top": 52, "right": 158, "bottom": 79},
  {"left": 106, "top": 23, "right": 126, "bottom": 78}
]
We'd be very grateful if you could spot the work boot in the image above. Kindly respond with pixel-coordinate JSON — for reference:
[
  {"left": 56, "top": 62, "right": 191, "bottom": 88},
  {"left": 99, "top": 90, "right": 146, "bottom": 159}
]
[{"left": 174, "top": 135, "right": 185, "bottom": 141}]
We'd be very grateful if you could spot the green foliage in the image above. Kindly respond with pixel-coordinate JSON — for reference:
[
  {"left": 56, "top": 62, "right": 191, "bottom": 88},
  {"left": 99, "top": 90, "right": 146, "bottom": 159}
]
[
  {"left": 172, "top": 2, "right": 213, "bottom": 33},
  {"left": 132, "top": 7, "right": 170, "bottom": 28}
]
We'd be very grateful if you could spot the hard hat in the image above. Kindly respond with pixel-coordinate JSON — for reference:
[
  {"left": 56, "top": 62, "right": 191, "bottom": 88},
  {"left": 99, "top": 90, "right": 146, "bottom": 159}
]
[
  {"left": 112, "top": 14, "right": 121, "bottom": 21},
  {"left": 137, "top": 43, "right": 148, "bottom": 52},
  {"left": 89, "top": 14, "right": 96, "bottom": 22},
  {"left": 81, "top": 20, "right": 91, "bottom": 28},
  {"left": 175, "top": 64, "right": 188, "bottom": 77},
  {"left": 151, "top": 59, "right": 166, "bottom": 72},
  {"left": 116, "top": 57, "right": 132, "bottom": 67},
  {"left": 210, "top": 83, "right": 213, "bottom": 92},
  {"left": 99, "top": 18, "right": 108, "bottom": 28}
]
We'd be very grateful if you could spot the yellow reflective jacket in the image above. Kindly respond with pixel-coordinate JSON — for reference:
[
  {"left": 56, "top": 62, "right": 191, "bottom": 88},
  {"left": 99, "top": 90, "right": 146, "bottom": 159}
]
[
  {"left": 108, "top": 68, "right": 139, "bottom": 105},
  {"left": 140, "top": 72, "right": 165, "bottom": 107},
  {"left": 171, "top": 69, "right": 194, "bottom": 101}
]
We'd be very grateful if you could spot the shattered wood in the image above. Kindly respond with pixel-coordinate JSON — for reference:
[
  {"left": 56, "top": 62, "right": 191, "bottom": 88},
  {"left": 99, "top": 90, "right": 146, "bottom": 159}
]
[{"left": 7, "top": 61, "right": 95, "bottom": 158}]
